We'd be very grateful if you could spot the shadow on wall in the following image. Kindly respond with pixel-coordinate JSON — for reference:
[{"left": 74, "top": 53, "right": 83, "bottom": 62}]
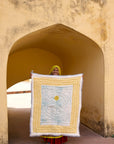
[{"left": 7, "top": 24, "right": 104, "bottom": 136}]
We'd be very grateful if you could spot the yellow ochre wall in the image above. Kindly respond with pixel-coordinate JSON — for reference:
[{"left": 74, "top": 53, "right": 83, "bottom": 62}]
[
  {"left": 0, "top": 0, "right": 114, "bottom": 143},
  {"left": 7, "top": 48, "right": 63, "bottom": 88}
]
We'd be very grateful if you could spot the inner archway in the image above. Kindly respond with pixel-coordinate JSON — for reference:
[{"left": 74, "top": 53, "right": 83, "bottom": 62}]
[{"left": 7, "top": 24, "right": 104, "bottom": 141}]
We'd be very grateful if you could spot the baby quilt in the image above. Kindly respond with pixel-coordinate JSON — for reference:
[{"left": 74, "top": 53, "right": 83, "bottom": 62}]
[{"left": 30, "top": 73, "right": 83, "bottom": 137}]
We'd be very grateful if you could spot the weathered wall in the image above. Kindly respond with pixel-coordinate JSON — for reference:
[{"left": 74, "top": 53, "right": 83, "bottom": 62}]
[
  {"left": 103, "top": 0, "right": 114, "bottom": 136},
  {"left": 0, "top": 0, "right": 107, "bottom": 50},
  {"left": 0, "top": 0, "right": 114, "bottom": 143},
  {"left": 0, "top": 50, "right": 8, "bottom": 144}
]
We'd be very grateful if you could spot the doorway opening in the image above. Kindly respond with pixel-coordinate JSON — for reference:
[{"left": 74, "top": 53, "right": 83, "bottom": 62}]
[{"left": 7, "top": 24, "right": 104, "bottom": 142}]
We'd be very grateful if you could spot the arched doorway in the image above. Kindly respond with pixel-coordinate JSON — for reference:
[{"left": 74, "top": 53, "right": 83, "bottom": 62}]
[{"left": 7, "top": 24, "right": 104, "bottom": 142}]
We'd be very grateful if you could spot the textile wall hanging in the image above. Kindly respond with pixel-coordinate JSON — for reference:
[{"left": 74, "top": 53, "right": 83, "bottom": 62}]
[{"left": 30, "top": 73, "right": 83, "bottom": 137}]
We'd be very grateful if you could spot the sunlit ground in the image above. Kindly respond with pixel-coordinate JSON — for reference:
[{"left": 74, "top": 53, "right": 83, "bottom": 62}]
[{"left": 7, "top": 80, "right": 31, "bottom": 108}]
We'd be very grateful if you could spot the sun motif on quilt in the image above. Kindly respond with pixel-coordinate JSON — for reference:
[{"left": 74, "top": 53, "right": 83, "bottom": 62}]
[{"left": 54, "top": 96, "right": 59, "bottom": 101}]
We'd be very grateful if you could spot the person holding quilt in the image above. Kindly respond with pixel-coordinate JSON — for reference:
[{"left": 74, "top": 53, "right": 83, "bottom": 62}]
[{"left": 43, "top": 65, "right": 68, "bottom": 144}]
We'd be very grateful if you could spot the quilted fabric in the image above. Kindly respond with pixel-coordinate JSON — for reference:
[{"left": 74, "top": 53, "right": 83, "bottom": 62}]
[{"left": 30, "top": 73, "right": 83, "bottom": 137}]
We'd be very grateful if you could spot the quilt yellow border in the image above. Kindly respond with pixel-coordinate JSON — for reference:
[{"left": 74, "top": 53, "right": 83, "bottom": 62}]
[{"left": 32, "top": 76, "right": 82, "bottom": 134}]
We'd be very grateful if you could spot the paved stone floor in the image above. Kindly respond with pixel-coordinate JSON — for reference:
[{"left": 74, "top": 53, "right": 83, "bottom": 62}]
[
  {"left": 8, "top": 108, "right": 114, "bottom": 144},
  {"left": 9, "top": 125, "right": 114, "bottom": 144}
]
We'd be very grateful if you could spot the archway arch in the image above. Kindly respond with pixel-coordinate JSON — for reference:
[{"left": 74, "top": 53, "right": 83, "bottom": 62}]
[{"left": 7, "top": 24, "right": 104, "bottom": 138}]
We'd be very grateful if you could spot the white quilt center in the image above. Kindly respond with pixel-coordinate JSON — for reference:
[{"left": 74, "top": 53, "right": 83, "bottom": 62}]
[{"left": 40, "top": 85, "right": 73, "bottom": 126}]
